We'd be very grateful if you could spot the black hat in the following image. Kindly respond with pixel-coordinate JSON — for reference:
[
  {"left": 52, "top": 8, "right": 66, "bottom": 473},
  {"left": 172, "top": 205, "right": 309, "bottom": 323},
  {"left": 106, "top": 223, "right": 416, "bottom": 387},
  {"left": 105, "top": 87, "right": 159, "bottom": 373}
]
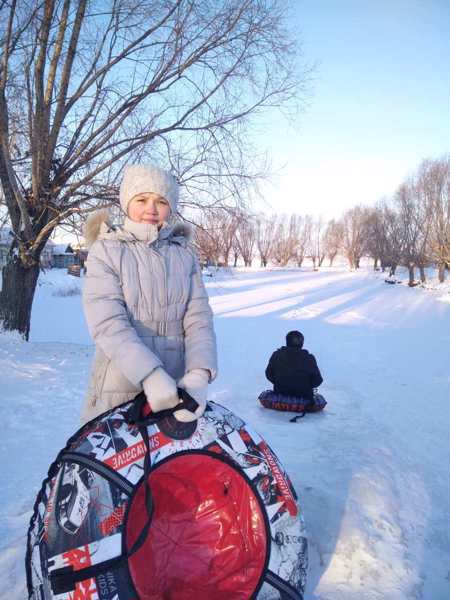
[{"left": 286, "top": 330, "right": 304, "bottom": 348}]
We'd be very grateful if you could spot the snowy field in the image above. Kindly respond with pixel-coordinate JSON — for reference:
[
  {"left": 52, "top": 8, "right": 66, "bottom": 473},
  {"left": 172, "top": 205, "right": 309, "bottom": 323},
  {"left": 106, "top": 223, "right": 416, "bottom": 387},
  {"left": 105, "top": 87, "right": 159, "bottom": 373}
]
[{"left": 1, "top": 264, "right": 449, "bottom": 600}]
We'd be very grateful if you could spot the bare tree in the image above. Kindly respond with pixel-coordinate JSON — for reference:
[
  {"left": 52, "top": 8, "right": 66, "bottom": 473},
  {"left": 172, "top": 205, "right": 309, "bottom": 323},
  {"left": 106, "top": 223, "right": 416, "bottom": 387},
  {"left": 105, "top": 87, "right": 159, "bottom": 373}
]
[
  {"left": 380, "top": 201, "right": 405, "bottom": 276},
  {"left": 256, "top": 215, "right": 275, "bottom": 267},
  {"left": 292, "top": 214, "right": 311, "bottom": 267},
  {"left": 192, "top": 206, "right": 242, "bottom": 266},
  {"left": 271, "top": 215, "right": 298, "bottom": 266},
  {"left": 364, "top": 201, "right": 397, "bottom": 274},
  {"left": 365, "top": 206, "right": 389, "bottom": 271},
  {"left": 322, "top": 219, "right": 343, "bottom": 266},
  {"left": 235, "top": 213, "right": 256, "bottom": 267},
  {"left": 417, "top": 157, "right": 449, "bottom": 282},
  {"left": 224, "top": 211, "right": 241, "bottom": 267},
  {"left": 395, "top": 177, "right": 430, "bottom": 286},
  {"left": 193, "top": 219, "right": 221, "bottom": 267},
  {"left": 0, "top": 0, "right": 305, "bottom": 338},
  {"left": 307, "top": 217, "right": 325, "bottom": 269},
  {"left": 208, "top": 208, "right": 240, "bottom": 266},
  {"left": 228, "top": 227, "right": 240, "bottom": 267},
  {"left": 271, "top": 219, "right": 288, "bottom": 266},
  {"left": 340, "top": 206, "right": 369, "bottom": 269}
]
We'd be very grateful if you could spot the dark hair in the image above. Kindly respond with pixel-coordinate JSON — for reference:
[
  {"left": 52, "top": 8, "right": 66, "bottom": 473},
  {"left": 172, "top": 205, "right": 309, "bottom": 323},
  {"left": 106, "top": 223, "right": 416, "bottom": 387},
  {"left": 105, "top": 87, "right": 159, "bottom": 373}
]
[{"left": 286, "top": 330, "right": 304, "bottom": 348}]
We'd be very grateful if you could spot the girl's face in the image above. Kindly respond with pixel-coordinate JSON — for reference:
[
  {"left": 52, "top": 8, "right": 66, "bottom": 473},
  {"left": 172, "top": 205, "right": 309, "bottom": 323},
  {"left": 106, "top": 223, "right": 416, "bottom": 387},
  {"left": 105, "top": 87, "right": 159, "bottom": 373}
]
[{"left": 127, "top": 192, "right": 171, "bottom": 225}]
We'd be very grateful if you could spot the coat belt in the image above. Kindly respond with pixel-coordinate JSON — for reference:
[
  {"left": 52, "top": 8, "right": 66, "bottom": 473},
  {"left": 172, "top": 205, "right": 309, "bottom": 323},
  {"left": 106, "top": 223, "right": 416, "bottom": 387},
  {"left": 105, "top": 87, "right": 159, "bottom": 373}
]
[{"left": 132, "top": 319, "right": 184, "bottom": 337}]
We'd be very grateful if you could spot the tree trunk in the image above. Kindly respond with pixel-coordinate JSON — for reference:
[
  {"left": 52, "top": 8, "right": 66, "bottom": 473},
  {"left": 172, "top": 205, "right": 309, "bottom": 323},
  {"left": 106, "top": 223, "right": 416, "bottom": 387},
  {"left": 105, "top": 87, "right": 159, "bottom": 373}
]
[
  {"left": 419, "top": 265, "right": 426, "bottom": 283},
  {"left": 408, "top": 264, "right": 415, "bottom": 287},
  {"left": 438, "top": 262, "right": 446, "bottom": 283},
  {"left": 0, "top": 258, "right": 40, "bottom": 340},
  {"left": 233, "top": 253, "right": 238, "bottom": 267},
  {"left": 223, "top": 249, "right": 230, "bottom": 267},
  {"left": 373, "top": 257, "right": 378, "bottom": 270}
]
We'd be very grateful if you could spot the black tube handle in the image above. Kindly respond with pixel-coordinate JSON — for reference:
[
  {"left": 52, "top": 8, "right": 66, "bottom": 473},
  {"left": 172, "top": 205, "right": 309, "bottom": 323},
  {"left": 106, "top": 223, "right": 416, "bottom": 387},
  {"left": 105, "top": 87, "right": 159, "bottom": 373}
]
[{"left": 126, "top": 387, "right": 199, "bottom": 426}]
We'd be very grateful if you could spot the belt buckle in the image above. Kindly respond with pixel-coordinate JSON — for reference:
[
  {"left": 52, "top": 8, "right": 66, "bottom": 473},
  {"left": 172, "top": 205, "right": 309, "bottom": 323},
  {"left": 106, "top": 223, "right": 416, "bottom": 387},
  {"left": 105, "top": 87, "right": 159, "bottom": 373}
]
[{"left": 158, "top": 322, "right": 167, "bottom": 336}]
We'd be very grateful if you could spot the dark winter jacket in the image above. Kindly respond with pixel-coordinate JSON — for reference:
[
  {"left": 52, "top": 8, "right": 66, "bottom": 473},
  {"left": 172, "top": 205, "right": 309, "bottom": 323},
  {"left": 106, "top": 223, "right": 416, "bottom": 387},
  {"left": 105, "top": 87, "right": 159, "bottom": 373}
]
[{"left": 265, "top": 346, "right": 323, "bottom": 400}]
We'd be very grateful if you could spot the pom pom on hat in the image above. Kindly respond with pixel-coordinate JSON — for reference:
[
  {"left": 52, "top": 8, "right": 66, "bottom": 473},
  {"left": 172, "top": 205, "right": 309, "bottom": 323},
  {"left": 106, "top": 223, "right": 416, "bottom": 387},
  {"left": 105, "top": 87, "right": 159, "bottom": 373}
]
[{"left": 120, "top": 165, "right": 179, "bottom": 214}]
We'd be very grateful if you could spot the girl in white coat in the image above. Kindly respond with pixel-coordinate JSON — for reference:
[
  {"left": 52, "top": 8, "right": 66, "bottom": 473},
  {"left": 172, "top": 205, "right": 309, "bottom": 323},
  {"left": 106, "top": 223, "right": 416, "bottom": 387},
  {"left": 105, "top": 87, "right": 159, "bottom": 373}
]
[{"left": 82, "top": 165, "right": 217, "bottom": 424}]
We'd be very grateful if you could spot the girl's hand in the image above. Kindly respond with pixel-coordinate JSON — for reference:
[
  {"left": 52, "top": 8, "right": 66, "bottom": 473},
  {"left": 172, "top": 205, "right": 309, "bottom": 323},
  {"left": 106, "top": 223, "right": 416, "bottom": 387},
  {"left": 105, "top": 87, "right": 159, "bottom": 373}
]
[
  {"left": 143, "top": 368, "right": 179, "bottom": 413},
  {"left": 175, "top": 369, "right": 209, "bottom": 422}
]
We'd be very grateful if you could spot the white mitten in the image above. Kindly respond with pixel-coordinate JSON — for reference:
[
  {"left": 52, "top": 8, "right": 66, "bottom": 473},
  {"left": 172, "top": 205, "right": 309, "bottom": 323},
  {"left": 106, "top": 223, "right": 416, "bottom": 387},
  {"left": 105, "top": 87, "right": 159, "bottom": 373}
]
[
  {"left": 176, "top": 368, "right": 209, "bottom": 422},
  {"left": 142, "top": 367, "right": 179, "bottom": 413}
]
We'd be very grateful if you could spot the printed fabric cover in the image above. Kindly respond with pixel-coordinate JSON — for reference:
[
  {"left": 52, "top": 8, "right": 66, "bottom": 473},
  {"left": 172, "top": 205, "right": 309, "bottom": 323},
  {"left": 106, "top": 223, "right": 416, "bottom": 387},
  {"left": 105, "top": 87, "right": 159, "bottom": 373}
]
[
  {"left": 259, "top": 390, "right": 327, "bottom": 415},
  {"left": 26, "top": 397, "right": 308, "bottom": 600}
]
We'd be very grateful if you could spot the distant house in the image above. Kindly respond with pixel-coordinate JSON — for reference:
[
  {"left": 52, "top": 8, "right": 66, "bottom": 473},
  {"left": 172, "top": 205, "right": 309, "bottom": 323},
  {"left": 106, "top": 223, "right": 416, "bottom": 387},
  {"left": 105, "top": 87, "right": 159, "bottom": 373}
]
[
  {"left": 70, "top": 243, "right": 88, "bottom": 269},
  {"left": 40, "top": 239, "right": 54, "bottom": 268},
  {"left": 0, "top": 229, "right": 85, "bottom": 270},
  {"left": 51, "top": 244, "right": 77, "bottom": 269}
]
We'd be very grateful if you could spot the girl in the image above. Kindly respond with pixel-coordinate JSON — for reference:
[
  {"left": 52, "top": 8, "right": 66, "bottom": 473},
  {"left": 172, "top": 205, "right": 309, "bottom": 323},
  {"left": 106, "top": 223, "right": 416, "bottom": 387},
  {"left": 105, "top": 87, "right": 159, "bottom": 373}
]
[{"left": 81, "top": 164, "right": 217, "bottom": 424}]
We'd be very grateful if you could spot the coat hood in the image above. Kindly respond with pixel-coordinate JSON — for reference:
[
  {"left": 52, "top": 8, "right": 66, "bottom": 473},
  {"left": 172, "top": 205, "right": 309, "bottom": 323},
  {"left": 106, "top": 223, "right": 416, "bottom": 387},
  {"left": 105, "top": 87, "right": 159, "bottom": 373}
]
[{"left": 83, "top": 210, "right": 191, "bottom": 248}]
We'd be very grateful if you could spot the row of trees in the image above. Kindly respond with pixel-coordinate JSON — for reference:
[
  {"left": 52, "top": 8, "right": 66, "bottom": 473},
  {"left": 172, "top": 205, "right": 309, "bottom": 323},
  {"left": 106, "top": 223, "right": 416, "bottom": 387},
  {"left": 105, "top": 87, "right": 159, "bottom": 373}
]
[
  {"left": 194, "top": 156, "right": 450, "bottom": 285},
  {"left": 194, "top": 210, "right": 339, "bottom": 270}
]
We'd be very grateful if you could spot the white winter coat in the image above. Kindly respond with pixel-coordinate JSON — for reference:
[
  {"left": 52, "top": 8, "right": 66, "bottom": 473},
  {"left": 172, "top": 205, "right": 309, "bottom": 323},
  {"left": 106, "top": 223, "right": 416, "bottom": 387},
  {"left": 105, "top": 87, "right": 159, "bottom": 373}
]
[{"left": 81, "top": 214, "right": 217, "bottom": 423}]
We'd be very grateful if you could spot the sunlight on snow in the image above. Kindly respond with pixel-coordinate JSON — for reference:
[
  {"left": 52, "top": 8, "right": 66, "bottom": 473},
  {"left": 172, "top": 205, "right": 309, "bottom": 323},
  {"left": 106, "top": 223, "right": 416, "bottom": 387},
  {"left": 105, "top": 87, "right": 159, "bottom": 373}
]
[
  {"left": 322, "top": 468, "right": 429, "bottom": 597},
  {"left": 216, "top": 295, "right": 301, "bottom": 318}
]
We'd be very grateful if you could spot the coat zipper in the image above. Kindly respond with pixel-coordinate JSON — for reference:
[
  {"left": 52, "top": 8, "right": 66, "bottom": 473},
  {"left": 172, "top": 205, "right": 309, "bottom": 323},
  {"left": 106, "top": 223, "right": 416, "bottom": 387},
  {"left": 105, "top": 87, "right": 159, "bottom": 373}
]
[{"left": 149, "top": 242, "right": 168, "bottom": 334}]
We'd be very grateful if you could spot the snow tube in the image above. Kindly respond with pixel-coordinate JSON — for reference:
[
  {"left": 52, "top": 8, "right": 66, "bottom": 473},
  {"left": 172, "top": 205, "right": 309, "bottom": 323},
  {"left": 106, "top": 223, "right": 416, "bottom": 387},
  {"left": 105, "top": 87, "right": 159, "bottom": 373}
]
[
  {"left": 259, "top": 390, "right": 327, "bottom": 415},
  {"left": 27, "top": 392, "right": 308, "bottom": 600}
]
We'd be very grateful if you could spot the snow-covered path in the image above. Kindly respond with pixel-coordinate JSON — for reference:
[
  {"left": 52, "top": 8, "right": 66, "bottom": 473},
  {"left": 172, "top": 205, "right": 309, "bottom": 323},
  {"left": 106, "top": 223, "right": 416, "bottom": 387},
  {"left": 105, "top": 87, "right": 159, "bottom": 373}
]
[
  {"left": 1, "top": 266, "right": 449, "bottom": 599},
  {"left": 207, "top": 267, "right": 450, "bottom": 600}
]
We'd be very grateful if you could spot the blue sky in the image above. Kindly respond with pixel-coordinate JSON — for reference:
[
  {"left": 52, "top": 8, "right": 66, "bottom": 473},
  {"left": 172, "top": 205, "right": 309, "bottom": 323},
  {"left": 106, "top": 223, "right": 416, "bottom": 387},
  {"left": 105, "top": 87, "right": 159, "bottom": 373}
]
[{"left": 255, "top": 0, "right": 450, "bottom": 218}]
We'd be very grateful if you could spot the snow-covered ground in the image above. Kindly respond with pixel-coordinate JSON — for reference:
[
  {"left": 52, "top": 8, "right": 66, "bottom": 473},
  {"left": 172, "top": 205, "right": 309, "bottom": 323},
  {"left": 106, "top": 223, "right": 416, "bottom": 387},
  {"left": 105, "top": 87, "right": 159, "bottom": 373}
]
[{"left": 1, "top": 265, "right": 449, "bottom": 599}]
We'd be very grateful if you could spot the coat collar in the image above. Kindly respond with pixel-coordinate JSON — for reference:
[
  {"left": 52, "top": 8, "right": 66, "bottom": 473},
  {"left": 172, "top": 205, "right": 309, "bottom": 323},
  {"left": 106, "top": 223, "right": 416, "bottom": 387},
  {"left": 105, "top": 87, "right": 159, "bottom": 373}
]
[
  {"left": 84, "top": 210, "right": 192, "bottom": 247},
  {"left": 123, "top": 217, "right": 159, "bottom": 243}
]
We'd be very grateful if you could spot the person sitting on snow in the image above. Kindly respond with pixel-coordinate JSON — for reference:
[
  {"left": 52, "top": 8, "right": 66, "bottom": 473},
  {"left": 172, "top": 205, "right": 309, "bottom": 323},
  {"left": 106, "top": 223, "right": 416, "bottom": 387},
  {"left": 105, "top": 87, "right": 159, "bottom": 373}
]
[{"left": 265, "top": 330, "right": 323, "bottom": 400}]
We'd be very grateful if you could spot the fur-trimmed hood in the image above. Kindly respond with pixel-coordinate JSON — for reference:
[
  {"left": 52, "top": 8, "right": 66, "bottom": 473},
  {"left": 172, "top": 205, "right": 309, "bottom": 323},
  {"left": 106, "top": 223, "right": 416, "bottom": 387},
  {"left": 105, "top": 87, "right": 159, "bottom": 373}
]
[
  {"left": 83, "top": 210, "right": 113, "bottom": 248},
  {"left": 83, "top": 210, "right": 191, "bottom": 248}
]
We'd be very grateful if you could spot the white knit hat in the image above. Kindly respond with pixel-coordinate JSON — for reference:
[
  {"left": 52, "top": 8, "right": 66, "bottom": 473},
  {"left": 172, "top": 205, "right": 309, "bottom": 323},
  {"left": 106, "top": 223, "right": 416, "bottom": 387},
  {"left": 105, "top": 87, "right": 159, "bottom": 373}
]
[{"left": 119, "top": 165, "right": 179, "bottom": 214}]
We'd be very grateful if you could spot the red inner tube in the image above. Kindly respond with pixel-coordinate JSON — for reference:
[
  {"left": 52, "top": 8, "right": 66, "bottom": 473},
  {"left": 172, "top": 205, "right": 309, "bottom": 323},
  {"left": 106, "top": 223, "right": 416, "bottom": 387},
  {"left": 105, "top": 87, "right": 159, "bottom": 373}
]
[{"left": 126, "top": 452, "right": 268, "bottom": 600}]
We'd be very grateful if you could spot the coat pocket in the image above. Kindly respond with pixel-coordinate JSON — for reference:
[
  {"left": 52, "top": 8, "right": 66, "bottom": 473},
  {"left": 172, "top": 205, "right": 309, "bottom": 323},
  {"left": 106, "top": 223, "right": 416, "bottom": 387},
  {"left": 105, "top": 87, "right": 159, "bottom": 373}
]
[
  {"left": 96, "top": 356, "right": 111, "bottom": 399},
  {"left": 102, "top": 358, "right": 141, "bottom": 396},
  {"left": 88, "top": 349, "right": 111, "bottom": 405}
]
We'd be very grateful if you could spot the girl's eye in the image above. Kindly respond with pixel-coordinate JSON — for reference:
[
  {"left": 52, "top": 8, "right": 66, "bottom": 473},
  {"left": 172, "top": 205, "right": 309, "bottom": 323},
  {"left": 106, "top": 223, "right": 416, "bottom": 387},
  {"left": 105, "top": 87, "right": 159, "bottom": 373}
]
[{"left": 157, "top": 199, "right": 168, "bottom": 205}]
